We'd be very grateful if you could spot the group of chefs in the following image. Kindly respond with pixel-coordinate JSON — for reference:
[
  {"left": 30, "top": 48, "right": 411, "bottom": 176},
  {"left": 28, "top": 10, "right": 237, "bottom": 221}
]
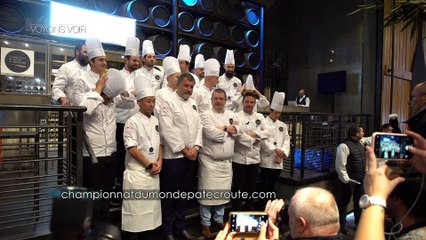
[{"left": 51, "top": 36, "right": 290, "bottom": 240}]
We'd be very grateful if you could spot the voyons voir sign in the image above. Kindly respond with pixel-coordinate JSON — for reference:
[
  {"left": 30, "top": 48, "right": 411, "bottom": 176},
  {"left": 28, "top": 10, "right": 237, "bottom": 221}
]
[{"left": 1, "top": 47, "right": 34, "bottom": 77}]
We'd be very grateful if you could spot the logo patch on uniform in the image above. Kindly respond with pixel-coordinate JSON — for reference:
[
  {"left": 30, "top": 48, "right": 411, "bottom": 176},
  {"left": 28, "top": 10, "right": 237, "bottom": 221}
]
[
  {"left": 155, "top": 125, "right": 159, "bottom": 132},
  {"left": 233, "top": 83, "right": 237, "bottom": 88},
  {"left": 279, "top": 127, "right": 284, "bottom": 132},
  {"left": 155, "top": 75, "right": 160, "bottom": 80},
  {"left": 255, "top": 119, "right": 261, "bottom": 126},
  {"left": 229, "top": 118, "right": 233, "bottom": 124},
  {"left": 193, "top": 105, "right": 197, "bottom": 111}
]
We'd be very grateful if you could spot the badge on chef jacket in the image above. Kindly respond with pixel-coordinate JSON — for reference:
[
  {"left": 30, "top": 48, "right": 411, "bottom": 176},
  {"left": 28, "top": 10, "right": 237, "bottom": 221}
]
[
  {"left": 229, "top": 118, "right": 233, "bottom": 124},
  {"left": 233, "top": 83, "right": 237, "bottom": 88},
  {"left": 279, "top": 127, "right": 284, "bottom": 132},
  {"left": 255, "top": 119, "right": 261, "bottom": 126},
  {"left": 155, "top": 125, "right": 159, "bottom": 132},
  {"left": 155, "top": 75, "right": 160, "bottom": 80},
  {"left": 193, "top": 105, "right": 197, "bottom": 111}
]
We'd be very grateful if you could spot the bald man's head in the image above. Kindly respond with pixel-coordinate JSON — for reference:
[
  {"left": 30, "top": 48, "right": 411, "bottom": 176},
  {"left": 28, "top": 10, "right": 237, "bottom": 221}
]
[
  {"left": 288, "top": 187, "right": 340, "bottom": 238},
  {"left": 411, "top": 81, "right": 426, "bottom": 114}
]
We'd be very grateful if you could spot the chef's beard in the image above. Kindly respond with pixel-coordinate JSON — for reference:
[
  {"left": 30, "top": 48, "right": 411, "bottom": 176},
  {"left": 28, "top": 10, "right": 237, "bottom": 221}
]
[{"left": 225, "top": 71, "right": 234, "bottom": 79}]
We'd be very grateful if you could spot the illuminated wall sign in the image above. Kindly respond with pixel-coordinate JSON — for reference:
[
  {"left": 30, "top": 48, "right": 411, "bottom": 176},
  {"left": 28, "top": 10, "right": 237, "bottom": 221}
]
[
  {"left": 49, "top": 1, "right": 136, "bottom": 46},
  {"left": 1, "top": 47, "right": 34, "bottom": 77}
]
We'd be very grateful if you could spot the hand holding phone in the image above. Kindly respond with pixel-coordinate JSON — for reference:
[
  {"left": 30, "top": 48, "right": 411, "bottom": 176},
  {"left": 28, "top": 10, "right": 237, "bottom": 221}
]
[
  {"left": 229, "top": 211, "right": 268, "bottom": 234},
  {"left": 372, "top": 132, "right": 414, "bottom": 161}
]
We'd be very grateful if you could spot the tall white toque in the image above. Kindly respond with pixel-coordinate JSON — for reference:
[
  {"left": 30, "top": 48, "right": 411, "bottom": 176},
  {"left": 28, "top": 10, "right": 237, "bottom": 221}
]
[
  {"left": 224, "top": 49, "right": 235, "bottom": 65},
  {"left": 142, "top": 40, "right": 155, "bottom": 57},
  {"left": 194, "top": 54, "right": 205, "bottom": 69},
  {"left": 270, "top": 91, "right": 285, "bottom": 112},
  {"left": 163, "top": 56, "right": 181, "bottom": 78},
  {"left": 204, "top": 58, "right": 220, "bottom": 77},
  {"left": 177, "top": 44, "right": 191, "bottom": 63},
  {"left": 125, "top": 37, "right": 140, "bottom": 56},
  {"left": 86, "top": 37, "right": 106, "bottom": 60}
]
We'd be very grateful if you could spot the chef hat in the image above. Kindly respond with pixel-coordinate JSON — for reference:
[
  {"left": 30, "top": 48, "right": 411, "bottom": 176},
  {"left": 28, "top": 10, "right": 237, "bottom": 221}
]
[
  {"left": 134, "top": 72, "right": 153, "bottom": 95},
  {"left": 270, "top": 91, "right": 285, "bottom": 112},
  {"left": 103, "top": 69, "right": 126, "bottom": 98},
  {"left": 194, "top": 54, "right": 205, "bottom": 69},
  {"left": 142, "top": 40, "right": 155, "bottom": 57},
  {"left": 136, "top": 87, "right": 155, "bottom": 100},
  {"left": 389, "top": 113, "right": 399, "bottom": 119},
  {"left": 204, "top": 58, "right": 220, "bottom": 77},
  {"left": 177, "top": 44, "right": 191, "bottom": 63},
  {"left": 86, "top": 38, "right": 105, "bottom": 60},
  {"left": 163, "top": 56, "right": 181, "bottom": 78},
  {"left": 245, "top": 74, "right": 255, "bottom": 91},
  {"left": 125, "top": 37, "right": 140, "bottom": 56},
  {"left": 224, "top": 49, "right": 235, "bottom": 65}
]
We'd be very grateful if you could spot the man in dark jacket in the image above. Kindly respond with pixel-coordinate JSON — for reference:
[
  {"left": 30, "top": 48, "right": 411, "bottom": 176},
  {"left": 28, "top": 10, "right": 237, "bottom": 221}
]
[{"left": 335, "top": 125, "right": 366, "bottom": 235}]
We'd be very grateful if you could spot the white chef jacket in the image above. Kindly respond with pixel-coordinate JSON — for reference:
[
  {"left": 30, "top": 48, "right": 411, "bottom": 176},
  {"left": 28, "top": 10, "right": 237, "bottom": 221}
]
[
  {"left": 136, "top": 66, "right": 164, "bottom": 91},
  {"left": 198, "top": 108, "right": 241, "bottom": 205},
  {"left": 200, "top": 108, "right": 242, "bottom": 160},
  {"left": 73, "top": 70, "right": 135, "bottom": 157},
  {"left": 122, "top": 112, "right": 162, "bottom": 232},
  {"left": 192, "top": 85, "right": 214, "bottom": 115},
  {"left": 217, "top": 74, "right": 242, "bottom": 111},
  {"left": 260, "top": 116, "right": 291, "bottom": 169},
  {"left": 52, "top": 59, "right": 90, "bottom": 105},
  {"left": 154, "top": 85, "right": 174, "bottom": 117},
  {"left": 116, "top": 68, "right": 139, "bottom": 124},
  {"left": 159, "top": 92, "right": 203, "bottom": 159},
  {"left": 233, "top": 111, "right": 269, "bottom": 165}
]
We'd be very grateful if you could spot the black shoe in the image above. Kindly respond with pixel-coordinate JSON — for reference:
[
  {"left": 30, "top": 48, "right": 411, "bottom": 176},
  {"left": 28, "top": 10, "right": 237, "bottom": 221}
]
[
  {"left": 340, "top": 226, "right": 349, "bottom": 235},
  {"left": 175, "top": 230, "right": 197, "bottom": 240},
  {"left": 164, "top": 234, "right": 176, "bottom": 240}
]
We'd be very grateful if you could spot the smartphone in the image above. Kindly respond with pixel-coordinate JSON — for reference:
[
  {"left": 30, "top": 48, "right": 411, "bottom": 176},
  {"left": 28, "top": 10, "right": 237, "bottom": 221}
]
[
  {"left": 229, "top": 211, "right": 268, "bottom": 234},
  {"left": 372, "top": 132, "right": 414, "bottom": 161}
]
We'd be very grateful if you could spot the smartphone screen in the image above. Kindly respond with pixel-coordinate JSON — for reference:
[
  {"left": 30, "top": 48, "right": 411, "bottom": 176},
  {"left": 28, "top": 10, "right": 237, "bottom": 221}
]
[
  {"left": 230, "top": 212, "right": 268, "bottom": 233},
  {"left": 373, "top": 133, "right": 413, "bottom": 160}
]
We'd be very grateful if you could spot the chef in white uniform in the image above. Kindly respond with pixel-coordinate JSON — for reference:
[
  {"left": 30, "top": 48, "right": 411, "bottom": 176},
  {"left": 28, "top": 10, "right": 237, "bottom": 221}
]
[
  {"left": 177, "top": 44, "right": 200, "bottom": 89},
  {"left": 235, "top": 74, "right": 270, "bottom": 112},
  {"left": 154, "top": 56, "right": 181, "bottom": 117},
  {"left": 260, "top": 92, "right": 290, "bottom": 203},
  {"left": 197, "top": 88, "right": 241, "bottom": 238},
  {"left": 116, "top": 37, "right": 141, "bottom": 192},
  {"left": 192, "top": 58, "right": 220, "bottom": 115},
  {"left": 136, "top": 40, "right": 164, "bottom": 91},
  {"left": 73, "top": 38, "right": 135, "bottom": 224},
  {"left": 121, "top": 86, "right": 163, "bottom": 240},
  {"left": 233, "top": 91, "right": 270, "bottom": 211},
  {"left": 193, "top": 54, "right": 205, "bottom": 86},
  {"left": 217, "top": 49, "right": 242, "bottom": 111},
  {"left": 159, "top": 72, "right": 202, "bottom": 240},
  {"left": 52, "top": 43, "right": 90, "bottom": 105}
]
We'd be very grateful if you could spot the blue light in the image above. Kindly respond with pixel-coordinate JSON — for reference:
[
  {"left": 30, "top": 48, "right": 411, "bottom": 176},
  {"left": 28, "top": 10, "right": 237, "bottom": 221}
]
[
  {"left": 178, "top": 12, "right": 194, "bottom": 32},
  {"left": 245, "top": 30, "right": 259, "bottom": 47},
  {"left": 150, "top": 5, "right": 170, "bottom": 28},
  {"left": 182, "top": 0, "right": 197, "bottom": 7},
  {"left": 246, "top": 9, "right": 259, "bottom": 26}
]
